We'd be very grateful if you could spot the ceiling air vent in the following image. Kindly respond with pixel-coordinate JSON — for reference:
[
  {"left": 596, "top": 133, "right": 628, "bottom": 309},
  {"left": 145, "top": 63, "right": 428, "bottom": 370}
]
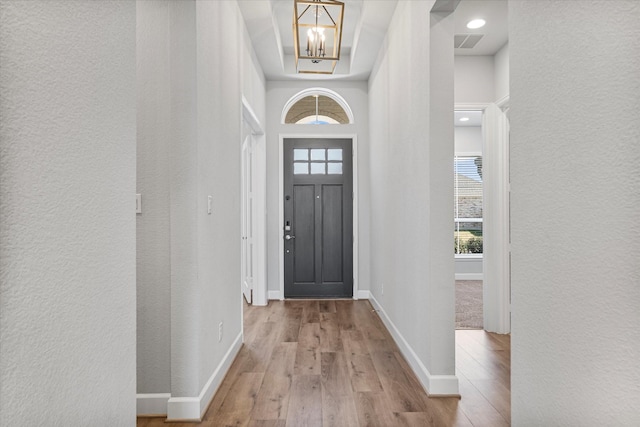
[{"left": 455, "top": 34, "right": 484, "bottom": 49}]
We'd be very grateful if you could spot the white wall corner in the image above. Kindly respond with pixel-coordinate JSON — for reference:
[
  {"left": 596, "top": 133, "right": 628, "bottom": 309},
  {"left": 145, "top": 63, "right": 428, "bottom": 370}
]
[
  {"left": 136, "top": 393, "right": 171, "bottom": 416},
  {"left": 166, "top": 332, "right": 243, "bottom": 422},
  {"left": 369, "top": 295, "right": 460, "bottom": 396}
]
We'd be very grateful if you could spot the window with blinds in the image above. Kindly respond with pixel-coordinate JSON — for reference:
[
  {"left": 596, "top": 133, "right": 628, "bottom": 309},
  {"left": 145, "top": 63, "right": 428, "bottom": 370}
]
[{"left": 454, "top": 156, "right": 483, "bottom": 255}]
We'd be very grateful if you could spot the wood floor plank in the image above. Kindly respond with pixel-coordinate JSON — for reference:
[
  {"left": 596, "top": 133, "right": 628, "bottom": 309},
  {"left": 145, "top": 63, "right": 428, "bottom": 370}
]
[
  {"left": 239, "top": 321, "right": 282, "bottom": 373},
  {"left": 320, "top": 351, "right": 352, "bottom": 395},
  {"left": 206, "top": 345, "right": 257, "bottom": 417},
  {"left": 322, "top": 387, "right": 359, "bottom": 427},
  {"left": 252, "top": 342, "right": 297, "bottom": 420},
  {"left": 370, "top": 351, "right": 428, "bottom": 413},
  {"left": 392, "top": 411, "right": 438, "bottom": 427},
  {"left": 320, "top": 351, "right": 370, "bottom": 426},
  {"left": 388, "top": 352, "right": 474, "bottom": 426},
  {"left": 346, "top": 353, "right": 383, "bottom": 392},
  {"left": 319, "top": 313, "right": 343, "bottom": 352},
  {"left": 335, "top": 300, "right": 357, "bottom": 331},
  {"left": 138, "top": 300, "right": 511, "bottom": 427},
  {"left": 341, "top": 329, "right": 369, "bottom": 356},
  {"left": 455, "top": 344, "right": 496, "bottom": 381},
  {"left": 285, "top": 375, "right": 322, "bottom": 427},
  {"left": 319, "top": 299, "right": 337, "bottom": 313},
  {"left": 457, "top": 373, "right": 510, "bottom": 427},
  {"left": 213, "top": 372, "right": 264, "bottom": 420},
  {"left": 294, "top": 322, "right": 321, "bottom": 375},
  {"left": 252, "top": 374, "right": 293, "bottom": 421},
  {"left": 354, "top": 391, "right": 397, "bottom": 427},
  {"left": 301, "top": 300, "right": 320, "bottom": 323},
  {"left": 470, "top": 378, "right": 511, "bottom": 421},
  {"left": 247, "top": 421, "right": 286, "bottom": 427},
  {"left": 279, "top": 306, "right": 302, "bottom": 342}
]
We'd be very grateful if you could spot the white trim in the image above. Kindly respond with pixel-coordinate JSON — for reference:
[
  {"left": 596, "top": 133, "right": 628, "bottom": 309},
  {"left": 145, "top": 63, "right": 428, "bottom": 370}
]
[
  {"left": 455, "top": 273, "right": 483, "bottom": 281},
  {"left": 455, "top": 253, "right": 483, "bottom": 259},
  {"left": 242, "top": 95, "right": 264, "bottom": 135},
  {"left": 456, "top": 103, "right": 511, "bottom": 334},
  {"left": 136, "top": 393, "right": 171, "bottom": 416},
  {"left": 356, "top": 290, "right": 370, "bottom": 300},
  {"left": 278, "top": 136, "right": 285, "bottom": 299},
  {"left": 455, "top": 103, "right": 490, "bottom": 111},
  {"left": 454, "top": 151, "right": 482, "bottom": 157},
  {"left": 241, "top": 96, "right": 267, "bottom": 307},
  {"left": 268, "top": 290, "right": 283, "bottom": 300},
  {"left": 482, "top": 103, "right": 511, "bottom": 334},
  {"left": 166, "top": 332, "right": 243, "bottom": 422},
  {"left": 352, "top": 135, "right": 359, "bottom": 300},
  {"left": 278, "top": 134, "right": 359, "bottom": 299},
  {"left": 281, "top": 88, "right": 355, "bottom": 124},
  {"left": 495, "top": 94, "right": 510, "bottom": 110},
  {"left": 369, "top": 294, "right": 460, "bottom": 396}
]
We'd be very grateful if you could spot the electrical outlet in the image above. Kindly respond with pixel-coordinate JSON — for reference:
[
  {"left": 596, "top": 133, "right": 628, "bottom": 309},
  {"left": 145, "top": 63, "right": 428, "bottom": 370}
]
[{"left": 218, "top": 321, "right": 223, "bottom": 342}]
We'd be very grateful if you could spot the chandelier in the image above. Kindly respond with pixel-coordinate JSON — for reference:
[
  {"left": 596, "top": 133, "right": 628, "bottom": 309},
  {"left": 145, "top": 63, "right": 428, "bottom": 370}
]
[{"left": 293, "top": 0, "right": 344, "bottom": 74}]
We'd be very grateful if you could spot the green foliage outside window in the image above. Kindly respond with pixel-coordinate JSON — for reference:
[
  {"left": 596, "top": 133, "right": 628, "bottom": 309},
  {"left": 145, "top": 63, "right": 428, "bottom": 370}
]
[{"left": 454, "top": 230, "right": 483, "bottom": 254}]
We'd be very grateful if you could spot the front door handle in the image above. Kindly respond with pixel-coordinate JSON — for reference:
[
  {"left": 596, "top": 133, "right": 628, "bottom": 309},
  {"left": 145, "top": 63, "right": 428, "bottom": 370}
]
[{"left": 284, "top": 234, "right": 296, "bottom": 240}]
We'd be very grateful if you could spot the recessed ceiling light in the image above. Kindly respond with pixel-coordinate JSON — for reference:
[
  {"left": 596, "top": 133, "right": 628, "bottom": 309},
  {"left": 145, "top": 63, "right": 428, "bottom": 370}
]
[
  {"left": 467, "top": 19, "right": 486, "bottom": 29},
  {"left": 459, "top": 117, "right": 470, "bottom": 122}
]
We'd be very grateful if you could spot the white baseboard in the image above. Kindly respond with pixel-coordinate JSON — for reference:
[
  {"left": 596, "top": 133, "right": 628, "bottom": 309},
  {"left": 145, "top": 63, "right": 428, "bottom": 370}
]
[
  {"left": 136, "top": 393, "right": 171, "bottom": 416},
  {"left": 268, "top": 290, "right": 283, "bottom": 300},
  {"left": 368, "top": 294, "right": 459, "bottom": 396},
  {"left": 356, "top": 290, "right": 370, "bottom": 300},
  {"left": 268, "top": 290, "right": 369, "bottom": 300},
  {"left": 455, "top": 273, "right": 483, "bottom": 281},
  {"left": 166, "top": 332, "right": 243, "bottom": 422}
]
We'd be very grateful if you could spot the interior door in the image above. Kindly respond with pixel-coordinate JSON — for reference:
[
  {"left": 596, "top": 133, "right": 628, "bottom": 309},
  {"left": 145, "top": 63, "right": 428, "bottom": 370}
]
[
  {"left": 241, "top": 127, "right": 254, "bottom": 304},
  {"left": 283, "top": 138, "right": 353, "bottom": 298}
]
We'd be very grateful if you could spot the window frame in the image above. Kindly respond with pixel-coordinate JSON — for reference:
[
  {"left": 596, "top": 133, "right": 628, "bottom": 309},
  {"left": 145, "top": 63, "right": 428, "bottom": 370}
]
[{"left": 454, "top": 152, "right": 483, "bottom": 258}]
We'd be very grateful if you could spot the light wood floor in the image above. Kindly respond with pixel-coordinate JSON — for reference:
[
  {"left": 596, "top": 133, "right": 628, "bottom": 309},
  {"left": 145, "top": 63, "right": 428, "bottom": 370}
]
[{"left": 138, "top": 300, "right": 510, "bottom": 426}]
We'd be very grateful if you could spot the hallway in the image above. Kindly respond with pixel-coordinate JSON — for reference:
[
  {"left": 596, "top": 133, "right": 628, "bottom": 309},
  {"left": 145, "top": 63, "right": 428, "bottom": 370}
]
[{"left": 138, "top": 300, "right": 510, "bottom": 426}]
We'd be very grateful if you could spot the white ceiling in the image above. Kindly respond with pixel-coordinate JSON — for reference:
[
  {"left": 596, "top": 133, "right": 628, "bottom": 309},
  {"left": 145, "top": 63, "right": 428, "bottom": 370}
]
[
  {"left": 454, "top": 0, "right": 508, "bottom": 56},
  {"left": 238, "top": 0, "right": 508, "bottom": 81},
  {"left": 455, "top": 110, "right": 483, "bottom": 126}
]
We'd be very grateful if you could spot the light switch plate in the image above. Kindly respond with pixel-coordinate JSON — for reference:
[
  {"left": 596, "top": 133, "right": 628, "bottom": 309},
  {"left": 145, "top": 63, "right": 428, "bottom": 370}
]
[
  {"left": 136, "top": 194, "right": 142, "bottom": 214},
  {"left": 207, "top": 195, "right": 212, "bottom": 214}
]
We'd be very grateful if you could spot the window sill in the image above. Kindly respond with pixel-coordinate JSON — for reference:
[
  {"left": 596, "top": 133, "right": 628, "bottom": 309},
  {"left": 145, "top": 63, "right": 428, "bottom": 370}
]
[{"left": 455, "top": 254, "right": 483, "bottom": 259}]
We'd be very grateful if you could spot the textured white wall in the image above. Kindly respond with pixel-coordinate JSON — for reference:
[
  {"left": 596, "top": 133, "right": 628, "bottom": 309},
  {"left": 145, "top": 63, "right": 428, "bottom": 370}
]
[
  {"left": 454, "top": 55, "right": 495, "bottom": 104},
  {"left": 368, "top": 0, "right": 456, "bottom": 386},
  {"left": 137, "top": 0, "right": 172, "bottom": 394},
  {"left": 510, "top": 1, "right": 640, "bottom": 424},
  {"left": 265, "top": 80, "right": 370, "bottom": 294},
  {"left": 136, "top": 0, "right": 265, "bottom": 403},
  {"left": 0, "top": 1, "right": 136, "bottom": 424},
  {"left": 195, "top": 0, "right": 265, "bottom": 393},
  {"left": 167, "top": 0, "right": 201, "bottom": 398}
]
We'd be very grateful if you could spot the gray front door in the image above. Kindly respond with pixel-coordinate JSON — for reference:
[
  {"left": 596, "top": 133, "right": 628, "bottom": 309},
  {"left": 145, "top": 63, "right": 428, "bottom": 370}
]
[{"left": 283, "top": 138, "right": 353, "bottom": 298}]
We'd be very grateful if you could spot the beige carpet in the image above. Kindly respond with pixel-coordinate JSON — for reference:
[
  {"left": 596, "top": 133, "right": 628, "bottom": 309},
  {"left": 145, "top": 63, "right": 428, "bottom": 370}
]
[{"left": 456, "top": 280, "right": 483, "bottom": 329}]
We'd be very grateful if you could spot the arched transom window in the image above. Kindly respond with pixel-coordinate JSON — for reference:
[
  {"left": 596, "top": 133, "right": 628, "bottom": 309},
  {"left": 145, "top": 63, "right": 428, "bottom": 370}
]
[{"left": 282, "top": 88, "right": 354, "bottom": 125}]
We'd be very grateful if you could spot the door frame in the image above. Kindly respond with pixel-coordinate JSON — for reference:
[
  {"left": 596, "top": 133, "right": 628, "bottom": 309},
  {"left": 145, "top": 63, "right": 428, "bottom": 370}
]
[
  {"left": 241, "top": 96, "right": 267, "bottom": 306},
  {"left": 277, "top": 133, "right": 359, "bottom": 300},
  {"left": 456, "top": 101, "right": 511, "bottom": 334}
]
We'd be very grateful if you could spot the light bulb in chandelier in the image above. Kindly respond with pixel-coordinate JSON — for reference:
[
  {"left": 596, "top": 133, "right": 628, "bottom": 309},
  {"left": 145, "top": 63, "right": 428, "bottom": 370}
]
[
  {"left": 306, "top": 27, "right": 326, "bottom": 61},
  {"left": 293, "top": 0, "right": 344, "bottom": 74}
]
